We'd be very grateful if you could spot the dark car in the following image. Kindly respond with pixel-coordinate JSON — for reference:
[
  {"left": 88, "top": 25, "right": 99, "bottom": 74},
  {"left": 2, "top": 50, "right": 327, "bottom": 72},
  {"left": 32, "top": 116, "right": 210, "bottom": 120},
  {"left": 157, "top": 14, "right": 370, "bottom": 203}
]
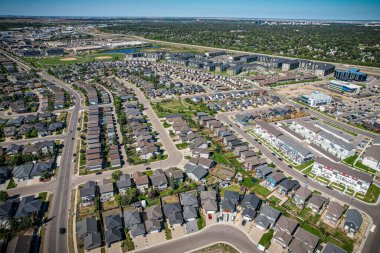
[
  {"left": 59, "top": 228, "right": 66, "bottom": 235},
  {"left": 241, "top": 220, "right": 247, "bottom": 226},
  {"left": 326, "top": 186, "right": 333, "bottom": 190},
  {"left": 145, "top": 167, "right": 152, "bottom": 170},
  {"left": 303, "top": 174, "right": 308, "bottom": 178},
  {"left": 288, "top": 165, "right": 293, "bottom": 168},
  {"left": 95, "top": 172, "right": 102, "bottom": 175}
]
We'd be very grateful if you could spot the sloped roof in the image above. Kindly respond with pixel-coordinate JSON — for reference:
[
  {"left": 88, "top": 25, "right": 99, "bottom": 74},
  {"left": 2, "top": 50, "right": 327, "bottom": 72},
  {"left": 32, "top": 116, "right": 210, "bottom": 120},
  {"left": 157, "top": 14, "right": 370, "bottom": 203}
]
[
  {"left": 105, "top": 228, "right": 123, "bottom": 243},
  {"left": 105, "top": 214, "right": 122, "bottom": 230},
  {"left": 77, "top": 217, "right": 98, "bottom": 239},
  {"left": 14, "top": 195, "right": 42, "bottom": 219}
]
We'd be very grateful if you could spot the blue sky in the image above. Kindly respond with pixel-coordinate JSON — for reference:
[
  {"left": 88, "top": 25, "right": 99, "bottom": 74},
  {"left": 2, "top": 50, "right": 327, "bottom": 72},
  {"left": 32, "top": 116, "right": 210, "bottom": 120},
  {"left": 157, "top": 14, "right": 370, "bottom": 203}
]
[{"left": 0, "top": 0, "right": 379, "bottom": 20}]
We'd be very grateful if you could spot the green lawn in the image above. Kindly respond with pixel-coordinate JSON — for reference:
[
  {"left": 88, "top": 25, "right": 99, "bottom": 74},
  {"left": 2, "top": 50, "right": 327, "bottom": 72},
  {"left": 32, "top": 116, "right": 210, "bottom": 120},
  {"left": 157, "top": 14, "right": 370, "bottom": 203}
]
[
  {"left": 213, "top": 152, "right": 230, "bottom": 164},
  {"left": 38, "top": 192, "right": 48, "bottom": 202},
  {"left": 253, "top": 184, "right": 271, "bottom": 197},
  {"left": 343, "top": 155, "right": 376, "bottom": 174},
  {"left": 315, "top": 176, "right": 331, "bottom": 185},
  {"left": 241, "top": 176, "right": 256, "bottom": 188},
  {"left": 295, "top": 160, "right": 314, "bottom": 171},
  {"left": 268, "top": 196, "right": 281, "bottom": 205},
  {"left": 220, "top": 185, "right": 241, "bottom": 196},
  {"left": 330, "top": 182, "right": 345, "bottom": 192},
  {"left": 258, "top": 229, "right": 274, "bottom": 249},
  {"left": 26, "top": 53, "right": 125, "bottom": 67},
  {"left": 302, "top": 223, "right": 323, "bottom": 239},
  {"left": 6, "top": 179, "right": 16, "bottom": 189},
  {"left": 143, "top": 170, "right": 153, "bottom": 177},
  {"left": 176, "top": 143, "right": 189, "bottom": 150},
  {"left": 362, "top": 184, "right": 380, "bottom": 203}
]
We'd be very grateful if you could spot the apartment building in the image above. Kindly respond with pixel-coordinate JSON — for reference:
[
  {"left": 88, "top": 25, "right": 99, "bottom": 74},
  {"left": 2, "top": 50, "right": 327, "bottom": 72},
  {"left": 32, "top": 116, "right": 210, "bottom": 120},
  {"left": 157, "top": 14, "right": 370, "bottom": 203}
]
[
  {"left": 254, "top": 122, "right": 313, "bottom": 164},
  {"left": 311, "top": 157, "right": 372, "bottom": 194}
]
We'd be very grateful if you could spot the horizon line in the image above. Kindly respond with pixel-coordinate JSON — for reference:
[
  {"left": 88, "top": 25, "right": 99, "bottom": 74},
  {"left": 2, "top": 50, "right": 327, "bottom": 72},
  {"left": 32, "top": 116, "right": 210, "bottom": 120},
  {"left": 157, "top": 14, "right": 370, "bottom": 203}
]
[{"left": 0, "top": 15, "right": 379, "bottom": 22}]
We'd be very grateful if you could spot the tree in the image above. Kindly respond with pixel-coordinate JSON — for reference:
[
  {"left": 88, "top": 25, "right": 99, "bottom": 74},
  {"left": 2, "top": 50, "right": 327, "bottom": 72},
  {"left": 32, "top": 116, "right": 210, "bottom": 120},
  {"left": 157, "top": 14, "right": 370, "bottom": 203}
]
[
  {"left": 111, "top": 170, "right": 123, "bottom": 182},
  {"left": 41, "top": 170, "right": 51, "bottom": 180},
  {"left": 0, "top": 191, "right": 8, "bottom": 202},
  {"left": 125, "top": 188, "right": 138, "bottom": 205}
]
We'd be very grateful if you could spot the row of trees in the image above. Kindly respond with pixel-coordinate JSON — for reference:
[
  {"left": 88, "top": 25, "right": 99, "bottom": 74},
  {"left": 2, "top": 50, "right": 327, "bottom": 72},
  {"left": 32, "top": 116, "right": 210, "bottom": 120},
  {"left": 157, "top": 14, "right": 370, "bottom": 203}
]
[{"left": 102, "top": 21, "right": 380, "bottom": 67}]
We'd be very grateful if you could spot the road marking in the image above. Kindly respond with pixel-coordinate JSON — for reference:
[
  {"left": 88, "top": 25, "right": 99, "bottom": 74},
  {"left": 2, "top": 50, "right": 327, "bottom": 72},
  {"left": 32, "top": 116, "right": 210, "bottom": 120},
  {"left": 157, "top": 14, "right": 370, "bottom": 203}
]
[{"left": 370, "top": 225, "right": 376, "bottom": 232}]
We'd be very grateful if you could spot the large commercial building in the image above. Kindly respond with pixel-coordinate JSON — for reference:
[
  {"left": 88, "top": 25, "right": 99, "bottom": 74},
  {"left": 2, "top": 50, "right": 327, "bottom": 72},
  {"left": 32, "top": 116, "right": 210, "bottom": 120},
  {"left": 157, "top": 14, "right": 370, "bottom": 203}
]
[
  {"left": 300, "top": 91, "right": 332, "bottom": 107},
  {"left": 311, "top": 157, "right": 372, "bottom": 194},
  {"left": 329, "top": 80, "right": 362, "bottom": 94},
  {"left": 334, "top": 68, "right": 367, "bottom": 82}
]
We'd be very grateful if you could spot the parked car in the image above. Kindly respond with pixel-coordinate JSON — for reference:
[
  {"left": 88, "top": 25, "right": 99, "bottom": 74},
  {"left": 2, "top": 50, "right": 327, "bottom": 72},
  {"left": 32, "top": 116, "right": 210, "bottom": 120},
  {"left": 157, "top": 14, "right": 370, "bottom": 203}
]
[
  {"left": 95, "top": 172, "right": 102, "bottom": 175},
  {"left": 208, "top": 214, "right": 212, "bottom": 220},
  {"left": 59, "top": 228, "right": 66, "bottom": 235},
  {"left": 241, "top": 220, "right": 246, "bottom": 226}
]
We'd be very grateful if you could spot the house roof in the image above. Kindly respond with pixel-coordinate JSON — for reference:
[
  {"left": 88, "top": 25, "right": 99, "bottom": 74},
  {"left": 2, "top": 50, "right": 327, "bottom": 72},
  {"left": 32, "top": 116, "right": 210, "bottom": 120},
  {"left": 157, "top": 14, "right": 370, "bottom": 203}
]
[
  {"left": 134, "top": 175, "right": 149, "bottom": 186},
  {"left": 279, "top": 178, "right": 300, "bottom": 191},
  {"left": 183, "top": 206, "right": 198, "bottom": 220},
  {"left": 259, "top": 205, "right": 281, "bottom": 221},
  {"left": 105, "top": 228, "right": 123, "bottom": 243},
  {"left": 84, "top": 232, "right": 101, "bottom": 250},
  {"left": 12, "top": 163, "right": 34, "bottom": 179},
  {"left": 163, "top": 203, "right": 183, "bottom": 225},
  {"left": 255, "top": 214, "right": 271, "bottom": 229},
  {"left": 123, "top": 210, "right": 142, "bottom": 227},
  {"left": 77, "top": 218, "right": 98, "bottom": 239},
  {"left": 273, "top": 230, "right": 293, "bottom": 246},
  {"left": 327, "top": 201, "right": 344, "bottom": 218},
  {"left": 294, "top": 227, "right": 320, "bottom": 250},
  {"left": 184, "top": 164, "right": 208, "bottom": 180},
  {"left": 315, "top": 157, "right": 372, "bottom": 183},
  {"left": 322, "top": 243, "right": 347, "bottom": 253},
  {"left": 105, "top": 214, "right": 122, "bottom": 230},
  {"left": 242, "top": 193, "right": 261, "bottom": 210},
  {"left": 345, "top": 209, "right": 363, "bottom": 228},
  {"left": 145, "top": 204, "right": 163, "bottom": 221},
  {"left": 116, "top": 174, "right": 132, "bottom": 189},
  {"left": 180, "top": 192, "right": 199, "bottom": 207},
  {"left": 295, "top": 187, "right": 312, "bottom": 200},
  {"left": 150, "top": 173, "right": 168, "bottom": 187},
  {"left": 275, "top": 215, "right": 298, "bottom": 234},
  {"left": 308, "top": 194, "right": 328, "bottom": 209},
  {"left": 288, "top": 238, "right": 311, "bottom": 253},
  {"left": 14, "top": 195, "right": 42, "bottom": 219},
  {"left": 6, "top": 235, "right": 32, "bottom": 253},
  {"left": 130, "top": 223, "right": 146, "bottom": 237}
]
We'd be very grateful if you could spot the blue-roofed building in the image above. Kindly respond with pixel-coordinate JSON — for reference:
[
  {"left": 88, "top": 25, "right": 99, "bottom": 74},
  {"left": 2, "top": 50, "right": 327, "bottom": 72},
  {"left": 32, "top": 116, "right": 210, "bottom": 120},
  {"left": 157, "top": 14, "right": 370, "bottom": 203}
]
[{"left": 334, "top": 68, "right": 367, "bottom": 82}]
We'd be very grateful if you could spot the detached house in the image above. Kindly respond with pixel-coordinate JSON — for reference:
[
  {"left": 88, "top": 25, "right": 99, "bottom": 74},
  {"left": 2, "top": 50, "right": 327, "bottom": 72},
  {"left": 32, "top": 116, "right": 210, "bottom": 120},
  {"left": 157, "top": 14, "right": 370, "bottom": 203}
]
[
  {"left": 255, "top": 205, "right": 281, "bottom": 230},
  {"left": 116, "top": 174, "right": 132, "bottom": 195},
  {"left": 144, "top": 204, "right": 164, "bottom": 233},
  {"left": 241, "top": 193, "right": 261, "bottom": 221},
  {"left": 344, "top": 209, "right": 362, "bottom": 234},
  {"left": 163, "top": 202, "right": 183, "bottom": 226},
  {"left": 150, "top": 169, "right": 168, "bottom": 190},
  {"left": 293, "top": 187, "right": 312, "bottom": 207},
  {"left": 221, "top": 190, "right": 240, "bottom": 218},
  {"left": 180, "top": 192, "right": 199, "bottom": 222},
  {"left": 324, "top": 201, "right": 344, "bottom": 225},
  {"left": 99, "top": 179, "right": 114, "bottom": 202},
  {"left": 132, "top": 172, "right": 150, "bottom": 192},
  {"left": 273, "top": 216, "right": 299, "bottom": 247},
  {"left": 288, "top": 228, "right": 320, "bottom": 253},
  {"left": 80, "top": 181, "right": 97, "bottom": 206},
  {"left": 200, "top": 191, "right": 218, "bottom": 214}
]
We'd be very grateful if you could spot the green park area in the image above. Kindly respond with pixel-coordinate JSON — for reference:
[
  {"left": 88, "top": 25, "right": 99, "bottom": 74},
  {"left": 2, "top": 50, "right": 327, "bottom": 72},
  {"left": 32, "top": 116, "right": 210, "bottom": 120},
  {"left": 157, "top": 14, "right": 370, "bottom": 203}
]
[{"left": 25, "top": 52, "right": 125, "bottom": 67}]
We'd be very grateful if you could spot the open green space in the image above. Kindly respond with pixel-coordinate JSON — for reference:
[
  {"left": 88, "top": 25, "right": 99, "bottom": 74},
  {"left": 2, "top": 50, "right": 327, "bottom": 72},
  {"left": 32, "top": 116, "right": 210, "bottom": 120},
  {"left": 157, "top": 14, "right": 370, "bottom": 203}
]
[
  {"left": 25, "top": 53, "right": 125, "bottom": 67},
  {"left": 295, "top": 160, "right": 314, "bottom": 171},
  {"left": 252, "top": 184, "right": 271, "bottom": 197},
  {"left": 361, "top": 184, "right": 380, "bottom": 203},
  {"left": 176, "top": 143, "right": 189, "bottom": 150},
  {"left": 268, "top": 196, "right": 281, "bottom": 205}
]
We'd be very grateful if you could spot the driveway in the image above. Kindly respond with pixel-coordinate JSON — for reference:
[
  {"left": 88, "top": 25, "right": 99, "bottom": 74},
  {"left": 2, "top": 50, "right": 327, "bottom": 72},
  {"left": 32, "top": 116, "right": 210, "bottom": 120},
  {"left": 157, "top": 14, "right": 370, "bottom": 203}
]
[{"left": 106, "top": 242, "right": 122, "bottom": 253}]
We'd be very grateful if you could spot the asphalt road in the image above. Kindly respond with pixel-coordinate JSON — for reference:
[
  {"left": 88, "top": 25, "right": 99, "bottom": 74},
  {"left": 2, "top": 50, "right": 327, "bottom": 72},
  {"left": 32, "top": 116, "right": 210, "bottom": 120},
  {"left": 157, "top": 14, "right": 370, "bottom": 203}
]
[
  {"left": 134, "top": 224, "right": 260, "bottom": 253},
  {"left": 39, "top": 73, "right": 81, "bottom": 253}
]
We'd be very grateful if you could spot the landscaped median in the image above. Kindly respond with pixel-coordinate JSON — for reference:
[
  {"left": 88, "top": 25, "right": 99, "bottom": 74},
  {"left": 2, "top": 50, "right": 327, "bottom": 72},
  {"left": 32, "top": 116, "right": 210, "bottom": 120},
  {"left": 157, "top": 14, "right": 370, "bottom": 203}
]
[{"left": 315, "top": 176, "right": 331, "bottom": 185}]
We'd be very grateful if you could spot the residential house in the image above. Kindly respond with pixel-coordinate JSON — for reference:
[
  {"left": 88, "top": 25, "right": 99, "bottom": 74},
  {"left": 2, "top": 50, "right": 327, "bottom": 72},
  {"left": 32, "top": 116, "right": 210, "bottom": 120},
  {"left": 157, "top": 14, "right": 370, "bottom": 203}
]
[
  {"left": 76, "top": 218, "right": 101, "bottom": 250},
  {"left": 150, "top": 169, "right": 168, "bottom": 190},
  {"left": 277, "top": 179, "right": 300, "bottom": 195},
  {"left": 12, "top": 164, "right": 34, "bottom": 182},
  {"left": 163, "top": 202, "right": 183, "bottom": 226},
  {"left": 184, "top": 163, "right": 208, "bottom": 182},
  {"left": 200, "top": 191, "right": 218, "bottom": 214},
  {"left": 124, "top": 210, "right": 146, "bottom": 237},
  {"left": 322, "top": 243, "right": 347, "bottom": 253},
  {"left": 221, "top": 190, "right": 239, "bottom": 219},
  {"left": 266, "top": 172, "right": 286, "bottom": 187},
  {"left": 307, "top": 194, "right": 329, "bottom": 213},
  {"left": 293, "top": 187, "right": 312, "bottom": 207},
  {"left": 0, "top": 200, "right": 19, "bottom": 228},
  {"left": 165, "top": 167, "right": 184, "bottom": 186},
  {"left": 99, "top": 180, "right": 114, "bottom": 202},
  {"left": 288, "top": 228, "right": 320, "bottom": 253},
  {"left": 241, "top": 193, "right": 261, "bottom": 221},
  {"left": 14, "top": 195, "right": 42, "bottom": 220},
  {"left": 144, "top": 204, "right": 164, "bottom": 233},
  {"left": 324, "top": 201, "right": 345, "bottom": 225},
  {"left": 180, "top": 192, "right": 199, "bottom": 222},
  {"left": 132, "top": 172, "right": 150, "bottom": 192},
  {"left": 80, "top": 181, "right": 97, "bottom": 206},
  {"left": 273, "top": 216, "right": 298, "bottom": 247},
  {"left": 6, "top": 235, "right": 32, "bottom": 253},
  {"left": 255, "top": 165, "right": 274, "bottom": 179},
  {"left": 116, "top": 174, "right": 132, "bottom": 195},
  {"left": 255, "top": 205, "right": 281, "bottom": 230},
  {"left": 344, "top": 209, "right": 363, "bottom": 234}
]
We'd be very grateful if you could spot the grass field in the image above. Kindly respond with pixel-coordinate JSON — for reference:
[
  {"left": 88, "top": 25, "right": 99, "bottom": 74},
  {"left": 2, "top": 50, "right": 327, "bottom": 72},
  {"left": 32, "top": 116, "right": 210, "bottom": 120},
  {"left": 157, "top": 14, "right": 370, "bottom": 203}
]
[{"left": 26, "top": 53, "right": 125, "bottom": 67}]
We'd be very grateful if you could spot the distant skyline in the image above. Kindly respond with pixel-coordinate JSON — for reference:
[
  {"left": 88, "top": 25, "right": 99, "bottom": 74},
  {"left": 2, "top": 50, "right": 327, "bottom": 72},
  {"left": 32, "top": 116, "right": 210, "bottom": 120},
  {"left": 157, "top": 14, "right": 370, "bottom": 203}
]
[{"left": 0, "top": 0, "right": 380, "bottom": 20}]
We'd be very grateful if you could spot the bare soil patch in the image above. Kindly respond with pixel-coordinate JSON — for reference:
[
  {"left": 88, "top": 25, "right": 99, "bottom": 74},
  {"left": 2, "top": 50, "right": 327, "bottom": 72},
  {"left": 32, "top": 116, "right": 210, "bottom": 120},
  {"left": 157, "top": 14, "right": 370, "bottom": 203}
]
[
  {"left": 60, "top": 57, "right": 78, "bottom": 61},
  {"left": 95, "top": 56, "right": 113, "bottom": 60}
]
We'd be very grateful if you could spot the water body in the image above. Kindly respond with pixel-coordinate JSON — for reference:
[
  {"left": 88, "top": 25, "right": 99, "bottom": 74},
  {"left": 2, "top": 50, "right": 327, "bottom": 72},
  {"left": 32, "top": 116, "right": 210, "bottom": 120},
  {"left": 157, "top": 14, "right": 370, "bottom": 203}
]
[{"left": 102, "top": 45, "right": 159, "bottom": 54}]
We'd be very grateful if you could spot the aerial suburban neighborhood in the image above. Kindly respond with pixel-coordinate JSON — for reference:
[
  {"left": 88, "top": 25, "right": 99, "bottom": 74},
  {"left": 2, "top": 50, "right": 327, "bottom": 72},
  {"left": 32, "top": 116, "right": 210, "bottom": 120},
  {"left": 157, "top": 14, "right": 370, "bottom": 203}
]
[{"left": 0, "top": 1, "right": 379, "bottom": 253}]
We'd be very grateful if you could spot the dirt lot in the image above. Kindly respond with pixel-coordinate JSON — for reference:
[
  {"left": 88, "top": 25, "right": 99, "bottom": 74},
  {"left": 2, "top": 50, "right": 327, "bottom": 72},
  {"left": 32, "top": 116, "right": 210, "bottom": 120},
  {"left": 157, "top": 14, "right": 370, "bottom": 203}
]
[
  {"left": 162, "top": 194, "right": 179, "bottom": 204},
  {"left": 275, "top": 82, "right": 353, "bottom": 102},
  {"left": 210, "top": 165, "right": 236, "bottom": 180},
  {"left": 192, "top": 243, "right": 239, "bottom": 253},
  {"left": 95, "top": 56, "right": 113, "bottom": 60},
  {"left": 60, "top": 57, "right": 78, "bottom": 61}
]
